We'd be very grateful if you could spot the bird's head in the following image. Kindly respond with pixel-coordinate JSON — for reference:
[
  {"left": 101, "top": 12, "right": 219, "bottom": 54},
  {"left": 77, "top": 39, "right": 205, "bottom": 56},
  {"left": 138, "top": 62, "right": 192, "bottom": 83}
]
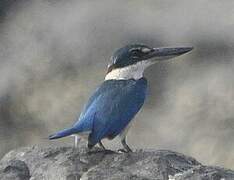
[{"left": 105, "top": 44, "right": 193, "bottom": 80}]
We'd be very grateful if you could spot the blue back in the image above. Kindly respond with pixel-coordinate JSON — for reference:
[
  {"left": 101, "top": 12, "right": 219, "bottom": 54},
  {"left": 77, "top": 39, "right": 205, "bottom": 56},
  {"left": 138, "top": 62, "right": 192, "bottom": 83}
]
[{"left": 73, "top": 78, "right": 147, "bottom": 145}]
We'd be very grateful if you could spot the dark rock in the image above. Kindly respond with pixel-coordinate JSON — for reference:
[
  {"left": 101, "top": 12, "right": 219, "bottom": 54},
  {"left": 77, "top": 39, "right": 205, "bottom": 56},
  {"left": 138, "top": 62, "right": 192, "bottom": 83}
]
[
  {"left": 0, "top": 159, "right": 30, "bottom": 180},
  {"left": 0, "top": 140, "right": 233, "bottom": 180}
]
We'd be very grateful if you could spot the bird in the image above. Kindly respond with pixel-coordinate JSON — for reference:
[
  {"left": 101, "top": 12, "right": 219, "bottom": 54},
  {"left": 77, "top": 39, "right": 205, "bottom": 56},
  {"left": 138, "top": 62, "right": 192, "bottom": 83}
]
[{"left": 49, "top": 44, "right": 193, "bottom": 152}]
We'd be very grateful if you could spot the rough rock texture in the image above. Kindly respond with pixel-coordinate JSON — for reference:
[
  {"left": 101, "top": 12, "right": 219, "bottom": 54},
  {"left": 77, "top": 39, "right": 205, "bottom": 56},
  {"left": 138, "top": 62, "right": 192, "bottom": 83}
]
[{"left": 0, "top": 140, "right": 234, "bottom": 180}]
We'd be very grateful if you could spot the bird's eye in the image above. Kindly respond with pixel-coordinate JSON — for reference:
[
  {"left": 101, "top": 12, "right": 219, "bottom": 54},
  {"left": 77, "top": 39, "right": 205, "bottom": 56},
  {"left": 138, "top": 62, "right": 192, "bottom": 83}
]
[
  {"left": 129, "top": 47, "right": 152, "bottom": 54},
  {"left": 129, "top": 48, "right": 141, "bottom": 54}
]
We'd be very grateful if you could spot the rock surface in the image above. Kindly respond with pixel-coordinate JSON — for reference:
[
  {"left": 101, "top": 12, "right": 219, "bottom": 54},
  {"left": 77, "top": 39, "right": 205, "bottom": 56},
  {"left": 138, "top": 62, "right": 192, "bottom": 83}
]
[{"left": 0, "top": 140, "right": 234, "bottom": 180}]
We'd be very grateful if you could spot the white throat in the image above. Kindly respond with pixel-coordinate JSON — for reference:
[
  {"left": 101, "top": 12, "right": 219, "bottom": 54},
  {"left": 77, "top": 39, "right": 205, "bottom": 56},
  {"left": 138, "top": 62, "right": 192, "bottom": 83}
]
[{"left": 105, "top": 60, "right": 153, "bottom": 80}]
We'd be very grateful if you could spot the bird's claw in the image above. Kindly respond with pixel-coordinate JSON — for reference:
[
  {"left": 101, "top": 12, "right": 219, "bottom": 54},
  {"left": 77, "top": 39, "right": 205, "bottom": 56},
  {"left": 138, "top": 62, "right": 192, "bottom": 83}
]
[
  {"left": 117, "top": 149, "right": 132, "bottom": 153},
  {"left": 117, "top": 149, "right": 127, "bottom": 153}
]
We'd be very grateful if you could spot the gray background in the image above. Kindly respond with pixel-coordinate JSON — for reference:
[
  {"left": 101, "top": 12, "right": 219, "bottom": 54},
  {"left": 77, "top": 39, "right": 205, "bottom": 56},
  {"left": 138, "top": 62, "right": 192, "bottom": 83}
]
[{"left": 0, "top": 0, "right": 234, "bottom": 169}]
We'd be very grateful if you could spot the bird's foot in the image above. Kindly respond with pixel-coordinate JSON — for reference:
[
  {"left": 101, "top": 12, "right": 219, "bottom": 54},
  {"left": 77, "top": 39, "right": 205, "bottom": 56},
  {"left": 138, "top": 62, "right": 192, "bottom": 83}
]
[
  {"left": 120, "top": 138, "right": 133, "bottom": 153},
  {"left": 117, "top": 149, "right": 127, "bottom": 153},
  {"left": 117, "top": 148, "right": 132, "bottom": 153},
  {"left": 103, "top": 149, "right": 116, "bottom": 154},
  {"left": 87, "top": 149, "right": 115, "bottom": 155}
]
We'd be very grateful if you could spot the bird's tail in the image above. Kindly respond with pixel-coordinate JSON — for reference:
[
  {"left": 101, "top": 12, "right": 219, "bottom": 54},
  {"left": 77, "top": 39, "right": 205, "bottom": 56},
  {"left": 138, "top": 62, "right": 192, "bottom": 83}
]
[{"left": 49, "top": 127, "right": 77, "bottom": 140}]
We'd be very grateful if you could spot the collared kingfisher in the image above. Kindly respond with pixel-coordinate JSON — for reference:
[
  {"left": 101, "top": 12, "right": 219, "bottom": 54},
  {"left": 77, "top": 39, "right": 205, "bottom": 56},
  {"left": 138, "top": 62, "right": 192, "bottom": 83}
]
[{"left": 49, "top": 44, "right": 193, "bottom": 152}]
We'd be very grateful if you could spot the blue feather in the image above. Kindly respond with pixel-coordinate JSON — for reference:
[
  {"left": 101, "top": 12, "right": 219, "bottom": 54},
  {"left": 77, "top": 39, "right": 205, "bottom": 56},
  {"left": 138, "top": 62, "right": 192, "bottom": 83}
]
[
  {"left": 49, "top": 78, "right": 147, "bottom": 146},
  {"left": 49, "top": 127, "right": 76, "bottom": 139}
]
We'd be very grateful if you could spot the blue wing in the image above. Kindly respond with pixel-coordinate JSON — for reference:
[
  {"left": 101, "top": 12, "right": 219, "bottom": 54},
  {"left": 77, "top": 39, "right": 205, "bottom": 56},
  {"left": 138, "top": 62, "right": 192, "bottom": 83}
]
[{"left": 74, "top": 78, "right": 147, "bottom": 146}]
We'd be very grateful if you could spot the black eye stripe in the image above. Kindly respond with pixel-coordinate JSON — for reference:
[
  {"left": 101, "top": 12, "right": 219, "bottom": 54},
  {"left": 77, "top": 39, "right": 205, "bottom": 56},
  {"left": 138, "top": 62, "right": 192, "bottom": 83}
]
[
  {"left": 129, "top": 47, "right": 141, "bottom": 52},
  {"left": 132, "top": 50, "right": 140, "bottom": 55}
]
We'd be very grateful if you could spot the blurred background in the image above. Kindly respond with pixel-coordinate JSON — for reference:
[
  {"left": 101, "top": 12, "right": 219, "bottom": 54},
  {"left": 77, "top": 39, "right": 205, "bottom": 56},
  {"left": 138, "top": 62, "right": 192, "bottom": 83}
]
[{"left": 0, "top": 0, "right": 234, "bottom": 169}]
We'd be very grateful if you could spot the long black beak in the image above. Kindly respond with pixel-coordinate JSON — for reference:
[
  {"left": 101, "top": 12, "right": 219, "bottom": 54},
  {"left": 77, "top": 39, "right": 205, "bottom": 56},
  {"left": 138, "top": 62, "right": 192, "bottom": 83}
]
[{"left": 144, "top": 47, "right": 193, "bottom": 61}]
